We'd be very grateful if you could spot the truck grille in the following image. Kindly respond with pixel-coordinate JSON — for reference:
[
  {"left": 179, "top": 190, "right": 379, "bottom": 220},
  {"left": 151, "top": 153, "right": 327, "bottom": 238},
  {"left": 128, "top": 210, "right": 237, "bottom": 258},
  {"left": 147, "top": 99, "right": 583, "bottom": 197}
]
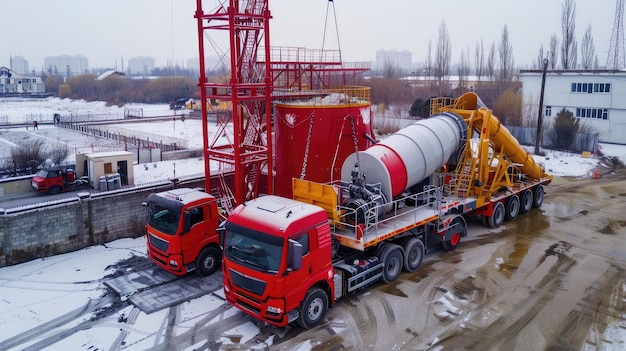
[
  {"left": 149, "top": 233, "right": 169, "bottom": 252},
  {"left": 230, "top": 269, "right": 266, "bottom": 296}
]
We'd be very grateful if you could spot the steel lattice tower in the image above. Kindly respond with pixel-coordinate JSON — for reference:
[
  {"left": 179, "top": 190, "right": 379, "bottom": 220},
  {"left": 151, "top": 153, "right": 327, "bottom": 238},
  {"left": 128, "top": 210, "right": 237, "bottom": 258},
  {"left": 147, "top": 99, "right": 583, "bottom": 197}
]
[{"left": 607, "top": 0, "right": 626, "bottom": 69}]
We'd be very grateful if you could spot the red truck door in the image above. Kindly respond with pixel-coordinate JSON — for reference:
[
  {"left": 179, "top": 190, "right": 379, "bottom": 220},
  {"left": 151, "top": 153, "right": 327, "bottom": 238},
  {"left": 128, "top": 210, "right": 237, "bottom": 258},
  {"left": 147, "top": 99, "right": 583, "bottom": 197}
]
[{"left": 180, "top": 201, "right": 220, "bottom": 276}]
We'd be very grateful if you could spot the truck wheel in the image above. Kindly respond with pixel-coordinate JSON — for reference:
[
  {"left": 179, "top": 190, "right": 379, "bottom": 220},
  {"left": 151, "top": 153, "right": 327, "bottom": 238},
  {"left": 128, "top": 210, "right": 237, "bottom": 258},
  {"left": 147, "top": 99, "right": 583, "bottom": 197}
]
[
  {"left": 442, "top": 216, "right": 466, "bottom": 251},
  {"left": 532, "top": 185, "right": 544, "bottom": 208},
  {"left": 378, "top": 244, "right": 403, "bottom": 283},
  {"left": 195, "top": 247, "right": 221, "bottom": 277},
  {"left": 48, "top": 186, "right": 62, "bottom": 195},
  {"left": 519, "top": 190, "right": 533, "bottom": 214},
  {"left": 296, "top": 287, "right": 328, "bottom": 329},
  {"left": 504, "top": 195, "right": 520, "bottom": 221},
  {"left": 488, "top": 202, "right": 505, "bottom": 228},
  {"left": 402, "top": 238, "right": 424, "bottom": 272}
]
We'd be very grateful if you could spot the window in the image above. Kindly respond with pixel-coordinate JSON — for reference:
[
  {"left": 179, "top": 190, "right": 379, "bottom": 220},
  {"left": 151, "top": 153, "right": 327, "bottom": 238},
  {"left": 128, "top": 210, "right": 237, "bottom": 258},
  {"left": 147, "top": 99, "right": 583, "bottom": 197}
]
[
  {"left": 104, "top": 163, "right": 113, "bottom": 174},
  {"left": 189, "top": 207, "right": 204, "bottom": 227},
  {"left": 571, "top": 82, "right": 611, "bottom": 94},
  {"left": 545, "top": 106, "right": 552, "bottom": 117},
  {"left": 294, "top": 233, "right": 310, "bottom": 256},
  {"left": 575, "top": 107, "right": 609, "bottom": 120}
]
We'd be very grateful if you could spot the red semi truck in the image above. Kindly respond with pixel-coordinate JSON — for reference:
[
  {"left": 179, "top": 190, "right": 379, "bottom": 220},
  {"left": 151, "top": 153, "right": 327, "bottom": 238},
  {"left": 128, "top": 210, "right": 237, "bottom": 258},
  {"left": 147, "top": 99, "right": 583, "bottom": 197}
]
[
  {"left": 143, "top": 188, "right": 222, "bottom": 276},
  {"left": 220, "top": 93, "right": 553, "bottom": 328}
]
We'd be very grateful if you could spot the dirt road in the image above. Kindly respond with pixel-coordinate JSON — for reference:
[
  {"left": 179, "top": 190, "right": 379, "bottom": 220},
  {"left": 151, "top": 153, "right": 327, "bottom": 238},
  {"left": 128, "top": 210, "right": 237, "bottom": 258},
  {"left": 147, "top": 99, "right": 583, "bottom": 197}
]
[{"left": 265, "top": 166, "right": 626, "bottom": 350}]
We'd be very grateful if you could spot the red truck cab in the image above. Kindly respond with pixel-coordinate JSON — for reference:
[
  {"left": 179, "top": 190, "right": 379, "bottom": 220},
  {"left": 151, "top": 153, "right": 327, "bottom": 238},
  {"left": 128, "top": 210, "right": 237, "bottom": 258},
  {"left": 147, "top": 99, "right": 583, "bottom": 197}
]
[
  {"left": 222, "top": 195, "right": 334, "bottom": 328},
  {"left": 31, "top": 166, "right": 78, "bottom": 195},
  {"left": 143, "top": 188, "right": 221, "bottom": 276}
]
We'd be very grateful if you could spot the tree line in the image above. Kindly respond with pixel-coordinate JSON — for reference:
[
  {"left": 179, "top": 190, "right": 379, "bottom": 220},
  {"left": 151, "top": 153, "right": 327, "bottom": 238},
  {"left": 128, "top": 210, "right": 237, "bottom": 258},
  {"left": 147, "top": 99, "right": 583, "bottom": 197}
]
[{"left": 44, "top": 74, "right": 199, "bottom": 105}]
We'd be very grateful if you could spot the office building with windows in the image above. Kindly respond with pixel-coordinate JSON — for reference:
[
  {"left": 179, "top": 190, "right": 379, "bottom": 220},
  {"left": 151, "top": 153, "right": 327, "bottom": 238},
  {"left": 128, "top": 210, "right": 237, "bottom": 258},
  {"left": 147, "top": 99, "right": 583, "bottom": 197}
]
[{"left": 520, "top": 70, "right": 626, "bottom": 144}]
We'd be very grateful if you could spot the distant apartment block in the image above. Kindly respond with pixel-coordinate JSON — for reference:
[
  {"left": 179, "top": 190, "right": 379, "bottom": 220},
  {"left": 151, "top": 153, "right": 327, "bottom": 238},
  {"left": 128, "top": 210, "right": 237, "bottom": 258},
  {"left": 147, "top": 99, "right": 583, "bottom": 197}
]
[
  {"left": 127, "top": 56, "right": 155, "bottom": 76},
  {"left": 375, "top": 49, "right": 413, "bottom": 72},
  {"left": 44, "top": 55, "right": 89, "bottom": 77},
  {"left": 10, "top": 55, "right": 29, "bottom": 75},
  {"left": 0, "top": 66, "right": 46, "bottom": 96}
]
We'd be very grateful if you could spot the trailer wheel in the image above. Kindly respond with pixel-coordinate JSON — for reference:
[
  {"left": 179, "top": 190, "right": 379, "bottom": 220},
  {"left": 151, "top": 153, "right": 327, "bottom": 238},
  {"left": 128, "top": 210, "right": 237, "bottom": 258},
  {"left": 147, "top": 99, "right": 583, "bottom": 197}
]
[
  {"left": 504, "top": 195, "right": 520, "bottom": 221},
  {"left": 195, "top": 247, "right": 221, "bottom": 277},
  {"left": 443, "top": 216, "right": 467, "bottom": 251},
  {"left": 488, "top": 202, "right": 505, "bottom": 228},
  {"left": 519, "top": 190, "right": 533, "bottom": 214},
  {"left": 378, "top": 244, "right": 404, "bottom": 283},
  {"left": 532, "top": 185, "right": 544, "bottom": 208},
  {"left": 402, "top": 238, "right": 424, "bottom": 272},
  {"left": 48, "top": 186, "right": 62, "bottom": 195},
  {"left": 480, "top": 215, "right": 488, "bottom": 227},
  {"left": 296, "top": 287, "right": 328, "bottom": 329}
]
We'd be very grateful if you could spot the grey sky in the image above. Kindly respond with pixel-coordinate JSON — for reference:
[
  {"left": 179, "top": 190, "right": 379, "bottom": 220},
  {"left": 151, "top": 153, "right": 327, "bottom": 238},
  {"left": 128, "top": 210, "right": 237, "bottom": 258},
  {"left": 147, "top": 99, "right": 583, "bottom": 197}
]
[{"left": 2, "top": 0, "right": 618, "bottom": 71}]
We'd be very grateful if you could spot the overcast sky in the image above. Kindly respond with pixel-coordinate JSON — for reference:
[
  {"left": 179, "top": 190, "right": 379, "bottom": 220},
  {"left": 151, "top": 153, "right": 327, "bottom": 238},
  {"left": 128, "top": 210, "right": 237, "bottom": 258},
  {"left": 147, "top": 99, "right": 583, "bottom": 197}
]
[{"left": 2, "top": 0, "right": 619, "bottom": 71}]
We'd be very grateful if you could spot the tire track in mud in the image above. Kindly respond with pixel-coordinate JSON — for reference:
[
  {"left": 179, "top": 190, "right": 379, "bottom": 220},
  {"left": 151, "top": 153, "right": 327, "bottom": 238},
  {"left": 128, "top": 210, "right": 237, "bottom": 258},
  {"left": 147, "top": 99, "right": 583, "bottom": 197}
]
[
  {"left": 416, "top": 239, "right": 582, "bottom": 350},
  {"left": 136, "top": 300, "right": 248, "bottom": 351}
]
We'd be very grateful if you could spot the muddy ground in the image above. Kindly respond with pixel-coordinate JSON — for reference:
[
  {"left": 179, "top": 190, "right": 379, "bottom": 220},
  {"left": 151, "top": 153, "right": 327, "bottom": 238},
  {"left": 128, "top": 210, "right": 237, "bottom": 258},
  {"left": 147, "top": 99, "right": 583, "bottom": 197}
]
[
  {"left": 3, "top": 165, "right": 625, "bottom": 351},
  {"left": 264, "top": 166, "right": 626, "bottom": 350}
]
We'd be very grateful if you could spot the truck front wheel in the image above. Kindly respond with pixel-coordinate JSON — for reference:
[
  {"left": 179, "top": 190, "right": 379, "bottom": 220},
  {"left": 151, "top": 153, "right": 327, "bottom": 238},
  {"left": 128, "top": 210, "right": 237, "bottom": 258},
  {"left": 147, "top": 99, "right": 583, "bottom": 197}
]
[
  {"left": 297, "top": 287, "right": 328, "bottom": 329},
  {"left": 195, "top": 247, "right": 220, "bottom": 277}
]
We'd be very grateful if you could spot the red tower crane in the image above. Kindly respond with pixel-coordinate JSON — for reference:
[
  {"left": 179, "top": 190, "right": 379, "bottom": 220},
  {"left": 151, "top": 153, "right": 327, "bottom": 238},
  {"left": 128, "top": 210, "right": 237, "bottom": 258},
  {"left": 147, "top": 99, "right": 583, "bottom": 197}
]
[
  {"left": 194, "top": 0, "right": 273, "bottom": 209},
  {"left": 195, "top": 0, "right": 370, "bottom": 210}
]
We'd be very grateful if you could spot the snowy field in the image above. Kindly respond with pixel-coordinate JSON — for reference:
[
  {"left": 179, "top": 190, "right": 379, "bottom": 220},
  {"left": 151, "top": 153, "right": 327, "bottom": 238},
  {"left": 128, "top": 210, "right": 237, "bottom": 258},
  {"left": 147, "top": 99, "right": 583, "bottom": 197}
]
[{"left": 1, "top": 97, "right": 626, "bottom": 350}]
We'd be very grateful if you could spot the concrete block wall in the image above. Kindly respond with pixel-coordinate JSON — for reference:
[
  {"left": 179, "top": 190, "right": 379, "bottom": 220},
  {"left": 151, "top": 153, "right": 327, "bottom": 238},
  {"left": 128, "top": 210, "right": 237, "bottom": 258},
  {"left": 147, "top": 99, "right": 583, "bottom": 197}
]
[{"left": 0, "top": 187, "right": 164, "bottom": 267}]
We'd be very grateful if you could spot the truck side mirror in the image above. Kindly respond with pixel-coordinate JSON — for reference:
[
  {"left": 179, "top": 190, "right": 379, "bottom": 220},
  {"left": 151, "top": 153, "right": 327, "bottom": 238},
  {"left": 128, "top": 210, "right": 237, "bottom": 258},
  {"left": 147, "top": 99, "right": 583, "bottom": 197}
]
[
  {"left": 217, "top": 222, "right": 226, "bottom": 248},
  {"left": 288, "top": 239, "right": 303, "bottom": 271},
  {"left": 183, "top": 210, "right": 191, "bottom": 234}
]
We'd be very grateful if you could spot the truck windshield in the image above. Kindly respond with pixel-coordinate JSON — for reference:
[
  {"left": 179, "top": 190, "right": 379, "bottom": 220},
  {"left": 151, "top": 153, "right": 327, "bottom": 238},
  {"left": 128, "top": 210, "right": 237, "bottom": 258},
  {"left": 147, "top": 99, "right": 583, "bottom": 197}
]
[
  {"left": 224, "top": 223, "right": 283, "bottom": 274},
  {"left": 146, "top": 203, "right": 180, "bottom": 235}
]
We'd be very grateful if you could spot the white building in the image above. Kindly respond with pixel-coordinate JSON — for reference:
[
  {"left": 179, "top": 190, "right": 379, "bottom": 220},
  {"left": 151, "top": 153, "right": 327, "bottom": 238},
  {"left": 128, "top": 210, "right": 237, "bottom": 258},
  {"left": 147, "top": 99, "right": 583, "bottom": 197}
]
[
  {"left": 127, "top": 56, "right": 155, "bottom": 76},
  {"left": 520, "top": 69, "right": 626, "bottom": 144},
  {"left": 0, "top": 66, "right": 46, "bottom": 96},
  {"left": 9, "top": 55, "right": 29, "bottom": 75},
  {"left": 44, "top": 55, "right": 89, "bottom": 77}
]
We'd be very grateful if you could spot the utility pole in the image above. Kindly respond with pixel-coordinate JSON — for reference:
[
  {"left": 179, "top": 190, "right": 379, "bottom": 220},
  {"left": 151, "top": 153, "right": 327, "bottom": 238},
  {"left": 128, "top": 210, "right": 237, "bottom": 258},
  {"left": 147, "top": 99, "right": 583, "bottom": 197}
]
[{"left": 535, "top": 58, "right": 548, "bottom": 155}]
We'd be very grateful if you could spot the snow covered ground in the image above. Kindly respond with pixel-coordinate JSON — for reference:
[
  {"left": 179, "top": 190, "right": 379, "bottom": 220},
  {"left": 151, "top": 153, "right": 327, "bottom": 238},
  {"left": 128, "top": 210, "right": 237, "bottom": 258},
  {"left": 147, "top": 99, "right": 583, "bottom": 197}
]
[{"left": 1, "top": 97, "right": 626, "bottom": 350}]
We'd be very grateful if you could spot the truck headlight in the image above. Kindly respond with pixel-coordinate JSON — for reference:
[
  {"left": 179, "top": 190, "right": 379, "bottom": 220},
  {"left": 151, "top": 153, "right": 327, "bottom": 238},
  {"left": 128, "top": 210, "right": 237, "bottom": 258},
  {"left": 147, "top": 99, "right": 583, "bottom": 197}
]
[
  {"left": 169, "top": 259, "right": 179, "bottom": 267},
  {"left": 267, "top": 305, "right": 282, "bottom": 315}
]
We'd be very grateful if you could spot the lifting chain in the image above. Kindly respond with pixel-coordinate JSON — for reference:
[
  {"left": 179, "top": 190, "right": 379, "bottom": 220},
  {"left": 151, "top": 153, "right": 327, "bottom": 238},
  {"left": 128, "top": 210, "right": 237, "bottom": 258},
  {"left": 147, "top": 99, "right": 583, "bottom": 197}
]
[
  {"left": 300, "top": 110, "right": 315, "bottom": 179},
  {"left": 350, "top": 114, "right": 363, "bottom": 176}
]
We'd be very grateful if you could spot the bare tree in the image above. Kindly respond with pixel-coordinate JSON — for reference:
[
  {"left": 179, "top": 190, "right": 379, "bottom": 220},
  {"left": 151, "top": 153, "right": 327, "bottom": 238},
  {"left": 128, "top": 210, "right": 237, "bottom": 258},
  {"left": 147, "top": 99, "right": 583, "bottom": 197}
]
[
  {"left": 383, "top": 59, "right": 400, "bottom": 79},
  {"left": 426, "top": 39, "right": 433, "bottom": 77},
  {"left": 457, "top": 47, "right": 471, "bottom": 89},
  {"left": 498, "top": 24, "right": 515, "bottom": 83},
  {"left": 549, "top": 34, "right": 559, "bottom": 69},
  {"left": 435, "top": 20, "right": 452, "bottom": 92},
  {"left": 580, "top": 24, "right": 595, "bottom": 69},
  {"left": 474, "top": 39, "right": 485, "bottom": 80},
  {"left": 487, "top": 42, "right": 497, "bottom": 83},
  {"left": 535, "top": 44, "right": 545, "bottom": 69},
  {"left": 48, "top": 144, "right": 70, "bottom": 165},
  {"left": 560, "top": 0, "right": 577, "bottom": 69}
]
